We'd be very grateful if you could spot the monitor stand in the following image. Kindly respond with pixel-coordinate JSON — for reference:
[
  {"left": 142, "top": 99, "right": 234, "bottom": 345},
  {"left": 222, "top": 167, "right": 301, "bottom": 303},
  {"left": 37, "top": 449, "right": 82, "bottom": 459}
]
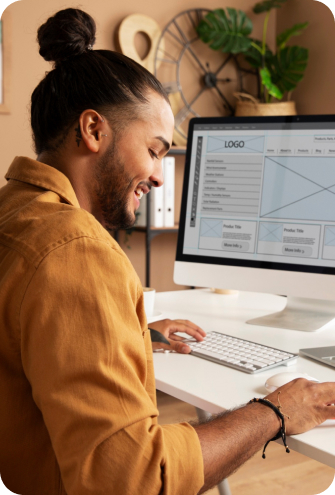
[{"left": 247, "top": 297, "right": 335, "bottom": 332}]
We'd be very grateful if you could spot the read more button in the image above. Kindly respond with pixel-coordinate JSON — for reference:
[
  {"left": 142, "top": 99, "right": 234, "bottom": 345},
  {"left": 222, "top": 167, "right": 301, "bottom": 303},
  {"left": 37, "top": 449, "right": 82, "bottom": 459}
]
[
  {"left": 221, "top": 241, "right": 249, "bottom": 252},
  {"left": 282, "top": 245, "right": 313, "bottom": 257}
]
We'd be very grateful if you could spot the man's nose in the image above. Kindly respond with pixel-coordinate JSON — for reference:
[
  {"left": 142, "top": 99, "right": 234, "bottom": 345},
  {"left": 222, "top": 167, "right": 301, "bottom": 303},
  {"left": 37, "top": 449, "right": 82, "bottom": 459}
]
[{"left": 149, "top": 160, "right": 164, "bottom": 188}]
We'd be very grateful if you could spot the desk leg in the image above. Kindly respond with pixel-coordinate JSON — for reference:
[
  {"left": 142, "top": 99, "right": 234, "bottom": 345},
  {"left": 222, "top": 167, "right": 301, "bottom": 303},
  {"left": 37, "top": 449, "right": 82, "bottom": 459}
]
[{"left": 195, "top": 408, "right": 232, "bottom": 495}]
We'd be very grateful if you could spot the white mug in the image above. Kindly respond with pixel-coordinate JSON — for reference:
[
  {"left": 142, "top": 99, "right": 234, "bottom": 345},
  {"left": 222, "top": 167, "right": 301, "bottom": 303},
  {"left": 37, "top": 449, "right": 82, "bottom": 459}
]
[{"left": 143, "top": 287, "right": 155, "bottom": 317}]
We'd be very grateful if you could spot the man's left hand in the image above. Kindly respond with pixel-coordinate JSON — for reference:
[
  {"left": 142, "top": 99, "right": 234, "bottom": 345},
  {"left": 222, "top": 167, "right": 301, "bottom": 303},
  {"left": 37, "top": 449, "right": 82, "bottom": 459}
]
[{"left": 148, "top": 319, "right": 206, "bottom": 353}]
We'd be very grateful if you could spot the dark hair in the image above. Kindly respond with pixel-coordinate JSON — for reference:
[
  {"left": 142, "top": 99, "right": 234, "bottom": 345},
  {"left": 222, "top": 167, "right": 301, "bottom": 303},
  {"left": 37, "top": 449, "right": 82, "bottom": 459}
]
[{"left": 31, "top": 8, "right": 169, "bottom": 154}]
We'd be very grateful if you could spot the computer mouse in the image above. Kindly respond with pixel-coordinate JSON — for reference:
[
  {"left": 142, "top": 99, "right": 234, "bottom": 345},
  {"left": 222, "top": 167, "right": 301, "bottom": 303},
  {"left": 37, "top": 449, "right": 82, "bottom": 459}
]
[{"left": 265, "top": 371, "right": 319, "bottom": 393}]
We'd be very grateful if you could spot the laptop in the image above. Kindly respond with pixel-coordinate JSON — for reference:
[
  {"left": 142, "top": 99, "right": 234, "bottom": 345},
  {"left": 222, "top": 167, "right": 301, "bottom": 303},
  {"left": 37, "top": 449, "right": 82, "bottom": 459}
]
[{"left": 299, "top": 346, "right": 335, "bottom": 369}]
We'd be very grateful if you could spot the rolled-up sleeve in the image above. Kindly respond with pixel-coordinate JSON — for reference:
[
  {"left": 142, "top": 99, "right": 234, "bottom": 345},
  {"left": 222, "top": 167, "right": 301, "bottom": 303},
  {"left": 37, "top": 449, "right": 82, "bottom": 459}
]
[{"left": 20, "top": 236, "right": 204, "bottom": 495}]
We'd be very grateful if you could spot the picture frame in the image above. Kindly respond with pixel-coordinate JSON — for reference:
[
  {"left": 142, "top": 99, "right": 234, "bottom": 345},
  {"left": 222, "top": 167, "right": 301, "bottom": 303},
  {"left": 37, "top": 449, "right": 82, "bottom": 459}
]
[{"left": 0, "top": 11, "right": 11, "bottom": 114}]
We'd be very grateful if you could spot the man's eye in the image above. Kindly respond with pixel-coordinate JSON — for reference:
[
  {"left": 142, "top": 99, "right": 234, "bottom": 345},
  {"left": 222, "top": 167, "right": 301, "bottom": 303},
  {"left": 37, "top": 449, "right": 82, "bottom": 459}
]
[{"left": 149, "top": 149, "right": 159, "bottom": 159}]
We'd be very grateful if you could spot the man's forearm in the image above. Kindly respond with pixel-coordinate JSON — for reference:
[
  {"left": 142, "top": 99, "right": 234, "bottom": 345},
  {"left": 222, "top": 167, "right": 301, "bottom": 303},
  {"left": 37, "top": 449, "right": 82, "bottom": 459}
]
[{"left": 195, "top": 401, "right": 280, "bottom": 494}]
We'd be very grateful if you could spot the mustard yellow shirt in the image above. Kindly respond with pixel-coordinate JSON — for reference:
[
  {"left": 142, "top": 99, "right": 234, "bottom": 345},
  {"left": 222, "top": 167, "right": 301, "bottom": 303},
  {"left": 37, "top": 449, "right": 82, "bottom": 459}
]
[{"left": 0, "top": 157, "right": 204, "bottom": 495}]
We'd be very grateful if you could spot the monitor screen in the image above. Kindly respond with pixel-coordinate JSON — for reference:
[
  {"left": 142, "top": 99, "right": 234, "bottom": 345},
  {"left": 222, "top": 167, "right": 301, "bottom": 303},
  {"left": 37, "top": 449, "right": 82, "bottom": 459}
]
[{"left": 176, "top": 115, "right": 335, "bottom": 277}]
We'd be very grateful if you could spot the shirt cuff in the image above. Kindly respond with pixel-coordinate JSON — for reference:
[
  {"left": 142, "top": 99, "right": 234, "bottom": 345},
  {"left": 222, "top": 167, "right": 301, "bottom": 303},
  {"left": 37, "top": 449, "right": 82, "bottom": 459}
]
[{"left": 161, "top": 422, "right": 204, "bottom": 495}]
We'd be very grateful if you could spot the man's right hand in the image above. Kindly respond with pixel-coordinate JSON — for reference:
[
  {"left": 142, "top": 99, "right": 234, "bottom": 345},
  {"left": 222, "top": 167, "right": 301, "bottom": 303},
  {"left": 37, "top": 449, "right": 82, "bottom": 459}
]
[
  {"left": 265, "top": 378, "right": 335, "bottom": 435},
  {"left": 196, "top": 377, "right": 335, "bottom": 494}
]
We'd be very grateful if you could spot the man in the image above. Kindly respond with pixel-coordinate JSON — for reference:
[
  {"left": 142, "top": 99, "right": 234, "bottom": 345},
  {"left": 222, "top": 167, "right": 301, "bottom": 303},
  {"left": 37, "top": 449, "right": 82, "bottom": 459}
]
[{"left": 0, "top": 8, "right": 334, "bottom": 495}]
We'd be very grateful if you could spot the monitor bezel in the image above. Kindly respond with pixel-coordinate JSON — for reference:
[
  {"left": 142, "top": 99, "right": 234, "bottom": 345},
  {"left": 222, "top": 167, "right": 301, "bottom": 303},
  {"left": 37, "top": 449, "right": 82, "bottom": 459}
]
[{"left": 176, "top": 114, "right": 335, "bottom": 276}]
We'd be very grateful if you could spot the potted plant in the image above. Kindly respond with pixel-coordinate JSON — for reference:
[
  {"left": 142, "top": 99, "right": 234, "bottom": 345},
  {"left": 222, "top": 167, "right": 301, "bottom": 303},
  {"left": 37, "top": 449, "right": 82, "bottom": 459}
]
[{"left": 197, "top": 0, "right": 309, "bottom": 116}]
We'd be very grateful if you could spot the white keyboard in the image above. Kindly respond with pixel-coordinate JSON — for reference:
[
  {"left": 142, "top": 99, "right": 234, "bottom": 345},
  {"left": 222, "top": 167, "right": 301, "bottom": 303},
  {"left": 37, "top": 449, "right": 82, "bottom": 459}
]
[{"left": 188, "top": 332, "right": 297, "bottom": 374}]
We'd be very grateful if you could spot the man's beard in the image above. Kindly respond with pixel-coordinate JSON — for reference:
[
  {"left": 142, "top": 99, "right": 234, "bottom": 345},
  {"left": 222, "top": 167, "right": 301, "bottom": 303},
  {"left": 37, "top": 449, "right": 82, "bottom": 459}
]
[{"left": 94, "top": 137, "right": 136, "bottom": 232}]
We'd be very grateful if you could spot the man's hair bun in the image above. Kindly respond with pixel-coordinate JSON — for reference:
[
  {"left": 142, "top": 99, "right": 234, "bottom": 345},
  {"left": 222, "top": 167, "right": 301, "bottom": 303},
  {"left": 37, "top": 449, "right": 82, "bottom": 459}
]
[{"left": 37, "top": 8, "right": 96, "bottom": 65}]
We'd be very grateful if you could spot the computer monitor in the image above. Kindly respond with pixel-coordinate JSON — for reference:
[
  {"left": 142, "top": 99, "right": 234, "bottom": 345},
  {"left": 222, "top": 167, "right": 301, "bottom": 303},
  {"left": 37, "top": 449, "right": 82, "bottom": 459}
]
[{"left": 174, "top": 115, "right": 335, "bottom": 332}]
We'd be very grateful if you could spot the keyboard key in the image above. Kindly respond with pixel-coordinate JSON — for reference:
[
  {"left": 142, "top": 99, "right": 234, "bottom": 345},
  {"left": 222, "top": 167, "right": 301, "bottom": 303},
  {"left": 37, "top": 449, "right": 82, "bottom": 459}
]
[
  {"left": 259, "top": 358, "right": 276, "bottom": 365},
  {"left": 249, "top": 360, "right": 267, "bottom": 367}
]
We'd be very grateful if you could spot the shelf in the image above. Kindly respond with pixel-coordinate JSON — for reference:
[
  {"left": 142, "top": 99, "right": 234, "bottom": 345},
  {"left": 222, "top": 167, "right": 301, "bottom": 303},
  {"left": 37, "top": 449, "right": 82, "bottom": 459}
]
[
  {"left": 134, "top": 225, "right": 179, "bottom": 234},
  {"left": 134, "top": 225, "right": 179, "bottom": 243},
  {"left": 167, "top": 146, "right": 186, "bottom": 156}
]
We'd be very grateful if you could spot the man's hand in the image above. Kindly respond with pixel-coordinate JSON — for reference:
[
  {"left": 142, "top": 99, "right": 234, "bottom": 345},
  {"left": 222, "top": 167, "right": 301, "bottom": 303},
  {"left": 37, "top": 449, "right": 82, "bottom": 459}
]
[
  {"left": 148, "top": 318, "right": 206, "bottom": 353},
  {"left": 265, "top": 378, "right": 335, "bottom": 435},
  {"left": 195, "top": 377, "right": 335, "bottom": 493}
]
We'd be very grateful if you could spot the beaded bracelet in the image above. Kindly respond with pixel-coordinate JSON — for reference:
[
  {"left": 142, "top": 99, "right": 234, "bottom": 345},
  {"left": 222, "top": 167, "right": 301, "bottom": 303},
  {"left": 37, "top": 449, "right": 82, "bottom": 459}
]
[{"left": 248, "top": 393, "right": 290, "bottom": 459}]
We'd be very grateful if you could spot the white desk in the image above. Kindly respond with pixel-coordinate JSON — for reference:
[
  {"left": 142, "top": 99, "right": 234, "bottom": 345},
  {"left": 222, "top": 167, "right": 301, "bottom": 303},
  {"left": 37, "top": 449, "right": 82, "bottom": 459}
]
[{"left": 152, "top": 289, "right": 335, "bottom": 469}]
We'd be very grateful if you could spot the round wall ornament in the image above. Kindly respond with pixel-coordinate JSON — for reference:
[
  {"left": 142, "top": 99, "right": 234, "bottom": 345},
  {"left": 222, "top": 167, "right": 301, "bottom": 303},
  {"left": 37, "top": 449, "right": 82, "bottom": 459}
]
[{"left": 154, "top": 9, "right": 256, "bottom": 145}]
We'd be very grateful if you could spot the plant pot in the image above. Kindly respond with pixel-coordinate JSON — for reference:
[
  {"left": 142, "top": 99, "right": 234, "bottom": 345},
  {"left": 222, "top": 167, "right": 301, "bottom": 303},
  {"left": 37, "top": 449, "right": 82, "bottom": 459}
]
[
  {"left": 235, "top": 100, "right": 297, "bottom": 116},
  {"left": 234, "top": 93, "right": 297, "bottom": 117}
]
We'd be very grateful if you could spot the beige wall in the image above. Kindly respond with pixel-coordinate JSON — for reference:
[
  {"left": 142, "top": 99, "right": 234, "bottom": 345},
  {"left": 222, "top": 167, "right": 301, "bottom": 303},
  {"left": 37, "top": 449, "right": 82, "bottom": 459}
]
[
  {"left": 0, "top": 0, "right": 272, "bottom": 173},
  {"left": 276, "top": 0, "right": 335, "bottom": 114},
  {"left": 6, "top": 0, "right": 333, "bottom": 292}
]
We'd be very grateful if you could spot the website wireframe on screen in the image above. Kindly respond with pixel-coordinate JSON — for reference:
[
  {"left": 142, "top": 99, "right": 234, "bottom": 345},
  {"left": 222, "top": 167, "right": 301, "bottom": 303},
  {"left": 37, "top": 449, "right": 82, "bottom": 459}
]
[{"left": 184, "top": 122, "right": 335, "bottom": 268}]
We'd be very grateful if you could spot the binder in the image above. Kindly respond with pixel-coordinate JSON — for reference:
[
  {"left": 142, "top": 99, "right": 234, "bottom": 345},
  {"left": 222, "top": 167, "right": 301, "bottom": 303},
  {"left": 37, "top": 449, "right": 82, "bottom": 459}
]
[
  {"left": 135, "top": 160, "right": 166, "bottom": 228},
  {"left": 163, "top": 156, "right": 175, "bottom": 227},
  {"left": 135, "top": 193, "right": 147, "bottom": 226},
  {"left": 150, "top": 184, "right": 164, "bottom": 227}
]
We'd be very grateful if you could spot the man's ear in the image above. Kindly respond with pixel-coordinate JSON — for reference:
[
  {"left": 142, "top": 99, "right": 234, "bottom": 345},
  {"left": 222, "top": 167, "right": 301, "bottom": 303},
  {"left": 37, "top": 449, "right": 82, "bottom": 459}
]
[{"left": 79, "top": 109, "right": 109, "bottom": 153}]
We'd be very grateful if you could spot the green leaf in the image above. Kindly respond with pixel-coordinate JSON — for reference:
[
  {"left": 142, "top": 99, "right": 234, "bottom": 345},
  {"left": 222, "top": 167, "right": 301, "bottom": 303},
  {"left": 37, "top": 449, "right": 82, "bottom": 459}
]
[
  {"left": 197, "top": 8, "right": 253, "bottom": 54},
  {"left": 276, "top": 22, "right": 309, "bottom": 49},
  {"left": 244, "top": 39, "right": 273, "bottom": 68},
  {"left": 253, "top": 0, "right": 287, "bottom": 14},
  {"left": 266, "top": 46, "right": 309, "bottom": 94},
  {"left": 260, "top": 67, "right": 284, "bottom": 99}
]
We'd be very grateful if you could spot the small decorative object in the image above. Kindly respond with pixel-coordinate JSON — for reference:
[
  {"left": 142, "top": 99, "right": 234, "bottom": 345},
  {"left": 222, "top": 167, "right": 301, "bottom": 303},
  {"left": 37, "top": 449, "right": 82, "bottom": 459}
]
[
  {"left": 197, "top": 0, "right": 309, "bottom": 116},
  {"left": 153, "top": 9, "right": 257, "bottom": 145},
  {"left": 117, "top": 14, "right": 163, "bottom": 74}
]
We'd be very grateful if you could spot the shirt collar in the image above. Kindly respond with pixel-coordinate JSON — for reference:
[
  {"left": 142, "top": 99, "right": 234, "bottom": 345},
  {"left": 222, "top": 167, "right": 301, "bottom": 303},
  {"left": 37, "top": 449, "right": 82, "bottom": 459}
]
[{"left": 5, "top": 157, "right": 80, "bottom": 208}]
